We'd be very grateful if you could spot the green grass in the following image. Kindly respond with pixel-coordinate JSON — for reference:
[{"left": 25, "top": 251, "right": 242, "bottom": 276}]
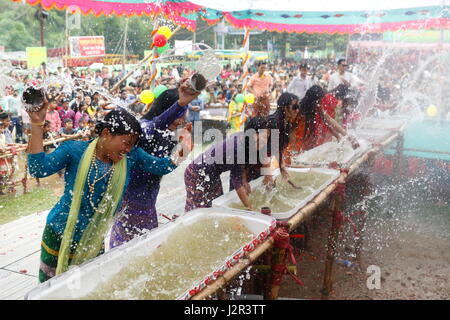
[{"left": 0, "top": 188, "right": 58, "bottom": 225}]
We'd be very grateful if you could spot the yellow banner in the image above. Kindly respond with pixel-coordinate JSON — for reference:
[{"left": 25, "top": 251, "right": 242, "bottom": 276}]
[{"left": 26, "top": 47, "right": 47, "bottom": 69}]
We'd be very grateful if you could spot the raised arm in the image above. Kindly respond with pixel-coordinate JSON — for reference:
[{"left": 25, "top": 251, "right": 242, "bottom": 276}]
[
  {"left": 134, "top": 147, "right": 177, "bottom": 176},
  {"left": 28, "top": 142, "right": 73, "bottom": 178},
  {"left": 151, "top": 101, "right": 188, "bottom": 131},
  {"left": 28, "top": 96, "right": 48, "bottom": 155},
  {"left": 26, "top": 96, "right": 73, "bottom": 177},
  {"left": 318, "top": 106, "right": 359, "bottom": 149},
  {"left": 147, "top": 78, "right": 201, "bottom": 131},
  {"left": 318, "top": 106, "right": 346, "bottom": 138}
]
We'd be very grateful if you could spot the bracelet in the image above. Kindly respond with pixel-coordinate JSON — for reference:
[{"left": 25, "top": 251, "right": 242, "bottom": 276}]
[{"left": 31, "top": 121, "right": 45, "bottom": 126}]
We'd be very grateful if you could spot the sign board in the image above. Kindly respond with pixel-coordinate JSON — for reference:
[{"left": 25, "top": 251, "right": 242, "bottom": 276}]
[
  {"left": 26, "top": 47, "right": 47, "bottom": 69},
  {"left": 69, "top": 36, "right": 105, "bottom": 57},
  {"left": 68, "top": 11, "right": 81, "bottom": 30},
  {"left": 227, "top": 26, "right": 261, "bottom": 35},
  {"left": 214, "top": 21, "right": 228, "bottom": 35},
  {"left": 174, "top": 40, "right": 193, "bottom": 56},
  {"left": 383, "top": 30, "right": 450, "bottom": 43}
]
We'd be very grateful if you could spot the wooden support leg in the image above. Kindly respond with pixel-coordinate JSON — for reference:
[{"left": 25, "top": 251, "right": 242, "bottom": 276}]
[
  {"left": 268, "top": 243, "right": 287, "bottom": 299},
  {"left": 321, "top": 182, "right": 346, "bottom": 300},
  {"left": 352, "top": 211, "right": 366, "bottom": 266},
  {"left": 268, "top": 225, "right": 292, "bottom": 300},
  {"left": 22, "top": 162, "right": 29, "bottom": 194},
  {"left": 394, "top": 133, "right": 404, "bottom": 178}
]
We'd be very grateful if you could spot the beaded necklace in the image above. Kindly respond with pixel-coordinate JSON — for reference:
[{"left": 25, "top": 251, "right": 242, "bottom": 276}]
[{"left": 87, "top": 147, "right": 115, "bottom": 211}]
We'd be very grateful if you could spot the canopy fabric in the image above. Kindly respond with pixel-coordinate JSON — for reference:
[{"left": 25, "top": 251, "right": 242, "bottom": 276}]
[
  {"left": 10, "top": 0, "right": 200, "bottom": 30},
  {"left": 349, "top": 41, "right": 450, "bottom": 50},
  {"left": 8, "top": 0, "right": 450, "bottom": 34},
  {"left": 192, "top": 1, "right": 450, "bottom": 34},
  {"left": 191, "top": 0, "right": 447, "bottom": 12},
  {"left": 197, "top": 3, "right": 450, "bottom": 34}
]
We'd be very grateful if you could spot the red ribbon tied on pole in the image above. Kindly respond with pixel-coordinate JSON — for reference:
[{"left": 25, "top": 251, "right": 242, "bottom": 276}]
[{"left": 271, "top": 225, "right": 304, "bottom": 286}]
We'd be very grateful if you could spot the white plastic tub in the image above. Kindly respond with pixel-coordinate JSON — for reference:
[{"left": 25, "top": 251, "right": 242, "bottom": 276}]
[
  {"left": 359, "top": 117, "right": 407, "bottom": 131},
  {"left": 25, "top": 208, "right": 276, "bottom": 300},
  {"left": 212, "top": 167, "right": 340, "bottom": 220},
  {"left": 354, "top": 128, "right": 393, "bottom": 144},
  {"left": 291, "top": 137, "right": 370, "bottom": 167}
]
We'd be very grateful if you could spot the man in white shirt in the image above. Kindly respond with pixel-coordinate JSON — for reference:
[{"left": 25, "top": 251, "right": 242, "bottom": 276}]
[
  {"left": 328, "top": 59, "right": 363, "bottom": 92},
  {"left": 287, "top": 63, "right": 313, "bottom": 100},
  {"left": 4, "top": 90, "right": 24, "bottom": 143},
  {"left": 171, "top": 66, "right": 180, "bottom": 82}
]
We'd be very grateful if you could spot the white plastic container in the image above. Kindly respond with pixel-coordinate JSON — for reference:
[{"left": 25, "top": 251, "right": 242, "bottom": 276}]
[
  {"left": 212, "top": 167, "right": 340, "bottom": 220},
  {"left": 354, "top": 128, "right": 392, "bottom": 144},
  {"left": 25, "top": 208, "right": 276, "bottom": 300},
  {"left": 291, "top": 137, "right": 370, "bottom": 167},
  {"left": 359, "top": 117, "right": 406, "bottom": 130}
]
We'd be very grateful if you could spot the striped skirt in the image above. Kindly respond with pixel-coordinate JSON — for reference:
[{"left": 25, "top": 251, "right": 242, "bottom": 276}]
[
  {"left": 39, "top": 224, "right": 105, "bottom": 283},
  {"left": 39, "top": 224, "right": 77, "bottom": 283},
  {"left": 184, "top": 164, "right": 224, "bottom": 212}
]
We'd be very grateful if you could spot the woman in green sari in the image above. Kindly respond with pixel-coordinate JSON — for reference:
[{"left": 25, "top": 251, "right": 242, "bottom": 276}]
[{"left": 27, "top": 90, "right": 194, "bottom": 283}]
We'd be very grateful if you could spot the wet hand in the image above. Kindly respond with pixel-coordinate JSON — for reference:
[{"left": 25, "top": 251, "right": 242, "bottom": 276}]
[
  {"left": 244, "top": 183, "right": 251, "bottom": 194},
  {"left": 263, "top": 175, "right": 276, "bottom": 190},
  {"left": 28, "top": 95, "right": 48, "bottom": 123},
  {"left": 280, "top": 167, "right": 290, "bottom": 181},
  {"left": 348, "top": 136, "right": 360, "bottom": 150},
  {"left": 178, "top": 78, "right": 201, "bottom": 107}
]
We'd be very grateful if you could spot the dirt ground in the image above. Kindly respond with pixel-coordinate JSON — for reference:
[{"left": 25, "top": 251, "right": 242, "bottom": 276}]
[
  {"left": 230, "top": 168, "right": 449, "bottom": 301},
  {"left": 264, "top": 171, "right": 449, "bottom": 300},
  {"left": 4, "top": 154, "right": 449, "bottom": 300},
  {"left": 275, "top": 209, "right": 449, "bottom": 300}
]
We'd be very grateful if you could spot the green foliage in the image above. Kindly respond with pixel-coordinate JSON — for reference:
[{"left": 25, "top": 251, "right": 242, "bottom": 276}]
[
  {"left": 0, "top": 0, "right": 348, "bottom": 57},
  {"left": 0, "top": 187, "right": 58, "bottom": 225},
  {"left": 0, "top": 0, "right": 155, "bottom": 54}
]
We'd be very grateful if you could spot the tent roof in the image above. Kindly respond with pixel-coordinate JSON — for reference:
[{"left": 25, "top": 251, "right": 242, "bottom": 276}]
[
  {"left": 191, "top": 0, "right": 446, "bottom": 12},
  {"left": 10, "top": 0, "right": 200, "bottom": 30},
  {"left": 9, "top": 0, "right": 450, "bottom": 34}
]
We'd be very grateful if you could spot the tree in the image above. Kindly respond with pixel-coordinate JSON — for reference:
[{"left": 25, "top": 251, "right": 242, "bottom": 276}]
[{"left": 0, "top": 0, "right": 348, "bottom": 58}]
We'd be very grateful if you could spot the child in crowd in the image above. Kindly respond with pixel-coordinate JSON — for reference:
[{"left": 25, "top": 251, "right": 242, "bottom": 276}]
[
  {"left": 0, "top": 113, "right": 13, "bottom": 144},
  {"left": 0, "top": 119, "right": 12, "bottom": 194},
  {"left": 59, "top": 119, "right": 78, "bottom": 137}
]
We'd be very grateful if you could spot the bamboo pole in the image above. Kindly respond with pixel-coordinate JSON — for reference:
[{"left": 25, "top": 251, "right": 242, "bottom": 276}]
[
  {"left": 267, "top": 227, "right": 290, "bottom": 300},
  {"left": 122, "top": 17, "right": 129, "bottom": 67},
  {"left": 190, "top": 130, "right": 404, "bottom": 300},
  {"left": 321, "top": 189, "right": 344, "bottom": 300},
  {"left": 401, "top": 148, "right": 450, "bottom": 156},
  {"left": 191, "top": 237, "right": 275, "bottom": 300},
  {"left": 109, "top": 25, "right": 182, "bottom": 93},
  {"left": 0, "top": 135, "right": 80, "bottom": 159},
  {"left": 239, "top": 27, "right": 251, "bottom": 124},
  {"left": 253, "top": 265, "right": 297, "bottom": 274},
  {"left": 393, "top": 133, "right": 404, "bottom": 178}
]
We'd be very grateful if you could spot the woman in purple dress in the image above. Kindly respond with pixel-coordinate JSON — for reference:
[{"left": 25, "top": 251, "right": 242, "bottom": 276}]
[
  {"left": 184, "top": 117, "right": 271, "bottom": 212},
  {"left": 110, "top": 80, "right": 199, "bottom": 247}
]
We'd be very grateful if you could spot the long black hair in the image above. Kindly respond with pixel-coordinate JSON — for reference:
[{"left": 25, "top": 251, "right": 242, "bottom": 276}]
[
  {"left": 141, "top": 88, "right": 179, "bottom": 121},
  {"left": 332, "top": 83, "right": 350, "bottom": 100},
  {"left": 266, "top": 92, "right": 299, "bottom": 154},
  {"left": 242, "top": 116, "right": 269, "bottom": 166},
  {"left": 299, "top": 85, "right": 325, "bottom": 140},
  {"left": 95, "top": 107, "right": 142, "bottom": 137}
]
